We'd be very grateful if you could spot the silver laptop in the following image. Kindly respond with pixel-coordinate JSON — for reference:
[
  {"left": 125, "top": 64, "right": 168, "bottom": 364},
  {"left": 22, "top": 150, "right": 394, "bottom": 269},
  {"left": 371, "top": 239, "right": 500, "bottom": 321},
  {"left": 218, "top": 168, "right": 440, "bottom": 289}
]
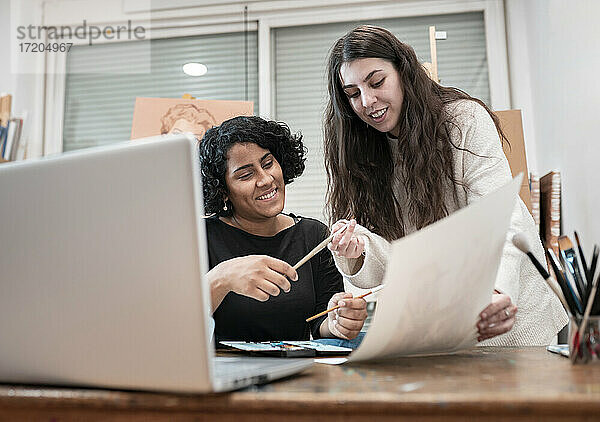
[{"left": 0, "top": 134, "right": 312, "bottom": 393}]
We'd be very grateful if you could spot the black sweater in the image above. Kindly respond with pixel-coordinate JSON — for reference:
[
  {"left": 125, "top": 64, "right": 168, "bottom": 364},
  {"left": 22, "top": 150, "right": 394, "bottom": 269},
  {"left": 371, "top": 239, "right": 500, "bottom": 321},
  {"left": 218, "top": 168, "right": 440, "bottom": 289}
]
[{"left": 206, "top": 215, "right": 343, "bottom": 342}]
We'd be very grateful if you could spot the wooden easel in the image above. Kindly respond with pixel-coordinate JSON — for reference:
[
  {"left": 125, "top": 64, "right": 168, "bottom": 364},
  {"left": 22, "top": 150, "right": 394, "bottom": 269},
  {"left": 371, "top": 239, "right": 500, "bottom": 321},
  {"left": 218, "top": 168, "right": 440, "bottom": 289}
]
[{"left": 422, "top": 26, "right": 443, "bottom": 83}]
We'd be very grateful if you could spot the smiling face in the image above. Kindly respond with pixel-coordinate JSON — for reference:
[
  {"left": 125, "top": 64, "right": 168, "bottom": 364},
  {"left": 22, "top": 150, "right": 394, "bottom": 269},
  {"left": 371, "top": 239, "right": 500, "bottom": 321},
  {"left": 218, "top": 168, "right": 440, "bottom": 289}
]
[
  {"left": 340, "top": 57, "right": 404, "bottom": 137},
  {"left": 224, "top": 142, "right": 285, "bottom": 223}
]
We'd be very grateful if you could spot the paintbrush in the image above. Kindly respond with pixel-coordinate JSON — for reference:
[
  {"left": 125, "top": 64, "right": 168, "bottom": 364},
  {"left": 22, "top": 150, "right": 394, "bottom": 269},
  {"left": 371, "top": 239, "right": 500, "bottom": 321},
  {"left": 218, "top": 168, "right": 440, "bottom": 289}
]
[
  {"left": 512, "top": 234, "right": 571, "bottom": 315},
  {"left": 588, "top": 245, "right": 599, "bottom": 287},
  {"left": 546, "top": 248, "right": 580, "bottom": 316},
  {"left": 574, "top": 231, "right": 595, "bottom": 306},
  {"left": 574, "top": 231, "right": 589, "bottom": 281},
  {"left": 558, "top": 236, "right": 587, "bottom": 301},
  {"left": 562, "top": 255, "right": 584, "bottom": 307},
  {"left": 292, "top": 222, "right": 350, "bottom": 270},
  {"left": 305, "top": 284, "right": 384, "bottom": 322}
]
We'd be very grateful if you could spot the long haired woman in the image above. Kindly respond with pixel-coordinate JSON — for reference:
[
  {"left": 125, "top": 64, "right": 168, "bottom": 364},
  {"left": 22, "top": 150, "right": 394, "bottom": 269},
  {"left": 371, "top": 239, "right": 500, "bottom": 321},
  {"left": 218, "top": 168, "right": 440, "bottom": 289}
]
[{"left": 323, "top": 25, "right": 567, "bottom": 345}]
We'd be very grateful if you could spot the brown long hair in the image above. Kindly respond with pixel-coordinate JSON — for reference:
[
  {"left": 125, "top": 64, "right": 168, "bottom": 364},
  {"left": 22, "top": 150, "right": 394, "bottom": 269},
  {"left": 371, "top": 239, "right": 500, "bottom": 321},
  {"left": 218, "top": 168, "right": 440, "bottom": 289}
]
[{"left": 324, "top": 25, "right": 506, "bottom": 240}]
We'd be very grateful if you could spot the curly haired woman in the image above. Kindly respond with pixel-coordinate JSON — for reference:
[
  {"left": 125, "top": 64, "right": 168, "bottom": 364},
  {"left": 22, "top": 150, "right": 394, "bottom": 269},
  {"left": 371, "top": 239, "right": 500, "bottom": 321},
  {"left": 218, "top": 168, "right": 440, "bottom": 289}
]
[{"left": 199, "top": 116, "right": 367, "bottom": 343}]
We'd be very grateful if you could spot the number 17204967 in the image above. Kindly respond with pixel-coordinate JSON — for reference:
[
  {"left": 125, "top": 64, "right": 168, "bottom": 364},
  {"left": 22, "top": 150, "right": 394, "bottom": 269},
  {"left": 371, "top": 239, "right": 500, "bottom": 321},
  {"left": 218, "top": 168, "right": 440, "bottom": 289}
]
[{"left": 19, "top": 43, "right": 73, "bottom": 53}]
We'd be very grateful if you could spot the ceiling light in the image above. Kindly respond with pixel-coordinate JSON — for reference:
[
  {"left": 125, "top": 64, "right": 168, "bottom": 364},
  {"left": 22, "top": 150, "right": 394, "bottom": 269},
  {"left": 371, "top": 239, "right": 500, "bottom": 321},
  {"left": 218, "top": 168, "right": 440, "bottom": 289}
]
[{"left": 182, "top": 63, "right": 208, "bottom": 76}]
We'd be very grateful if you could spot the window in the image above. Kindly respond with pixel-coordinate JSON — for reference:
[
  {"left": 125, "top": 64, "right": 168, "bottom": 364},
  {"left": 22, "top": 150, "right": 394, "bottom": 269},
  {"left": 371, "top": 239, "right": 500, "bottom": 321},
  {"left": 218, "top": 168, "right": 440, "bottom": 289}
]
[
  {"left": 63, "top": 31, "right": 258, "bottom": 151},
  {"left": 62, "top": 11, "right": 492, "bottom": 224}
]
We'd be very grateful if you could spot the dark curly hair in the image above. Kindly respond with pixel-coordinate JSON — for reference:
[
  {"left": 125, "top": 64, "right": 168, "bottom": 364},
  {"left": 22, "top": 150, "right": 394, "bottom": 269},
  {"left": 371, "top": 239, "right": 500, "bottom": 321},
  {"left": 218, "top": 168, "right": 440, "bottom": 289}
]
[{"left": 199, "top": 115, "right": 307, "bottom": 217}]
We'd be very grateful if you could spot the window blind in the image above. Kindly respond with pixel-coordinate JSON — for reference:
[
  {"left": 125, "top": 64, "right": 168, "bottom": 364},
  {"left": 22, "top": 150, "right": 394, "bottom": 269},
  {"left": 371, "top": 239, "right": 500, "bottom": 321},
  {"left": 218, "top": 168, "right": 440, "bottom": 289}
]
[
  {"left": 274, "top": 12, "right": 490, "bottom": 222},
  {"left": 63, "top": 31, "right": 258, "bottom": 151}
]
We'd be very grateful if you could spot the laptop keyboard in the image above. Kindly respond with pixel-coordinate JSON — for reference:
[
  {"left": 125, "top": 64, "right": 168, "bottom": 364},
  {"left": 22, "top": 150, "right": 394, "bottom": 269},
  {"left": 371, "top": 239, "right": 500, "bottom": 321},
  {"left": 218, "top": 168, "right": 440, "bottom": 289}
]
[
  {"left": 211, "top": 356, "right": 313, "bottom": 391},
  {"left": 213, "top": 356, "right": 284, "bottom": 378}
]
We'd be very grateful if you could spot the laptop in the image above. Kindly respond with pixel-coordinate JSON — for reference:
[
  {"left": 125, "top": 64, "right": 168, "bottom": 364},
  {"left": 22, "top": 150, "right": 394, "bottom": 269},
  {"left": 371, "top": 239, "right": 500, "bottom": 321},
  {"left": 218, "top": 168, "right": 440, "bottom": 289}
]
[{"left": 0, "top": 134, "right": 313, "bottom": 393}]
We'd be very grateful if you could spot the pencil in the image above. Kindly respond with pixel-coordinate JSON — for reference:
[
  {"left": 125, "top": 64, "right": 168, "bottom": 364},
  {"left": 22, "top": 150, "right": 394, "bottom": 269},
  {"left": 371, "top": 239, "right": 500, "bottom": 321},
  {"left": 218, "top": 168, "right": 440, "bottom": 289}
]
[
  {"left": 305, "top": 285, "right": 384, "bottom": 322},
  {"left": 292, "top": 222, "right": 349, "bottom": 270}
]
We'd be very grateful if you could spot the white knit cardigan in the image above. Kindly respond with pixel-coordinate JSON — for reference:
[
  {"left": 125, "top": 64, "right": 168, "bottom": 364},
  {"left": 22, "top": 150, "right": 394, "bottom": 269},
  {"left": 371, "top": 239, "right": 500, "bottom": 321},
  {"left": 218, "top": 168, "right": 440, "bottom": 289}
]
[{"left": 333, "top": 100, "right": 568, "bottom": 346}]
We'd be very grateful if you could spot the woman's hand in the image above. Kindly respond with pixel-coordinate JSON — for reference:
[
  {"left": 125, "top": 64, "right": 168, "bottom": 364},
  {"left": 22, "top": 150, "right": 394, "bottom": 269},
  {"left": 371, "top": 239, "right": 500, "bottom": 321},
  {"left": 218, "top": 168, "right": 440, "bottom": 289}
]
[
  {"left": 477, "top": 293, "right": 518, "bottom": 342},
  {"left": 328, "top": 219, "right": 365, "bottom": 259},
  {"left": 207, "top": 255, "right": 298, "bottom": 311},
  {"left": 320, "top": 292, "right": 368, "bottom": 340}
]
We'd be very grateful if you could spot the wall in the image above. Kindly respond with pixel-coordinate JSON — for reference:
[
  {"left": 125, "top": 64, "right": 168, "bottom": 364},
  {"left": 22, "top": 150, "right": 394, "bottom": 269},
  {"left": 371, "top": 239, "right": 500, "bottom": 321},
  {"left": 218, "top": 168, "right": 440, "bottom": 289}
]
[
  {"left": 1, "top": 0, "right": 45, "bottom": 157},
  {"left": 506, "top": 0, "right": 600, "bottom": 250},
  {"left": 6, "top": 0, "right": 598, "bottom": 247},
  {"left": 0, "top": 0, "right": 13, "bottom": 94}
]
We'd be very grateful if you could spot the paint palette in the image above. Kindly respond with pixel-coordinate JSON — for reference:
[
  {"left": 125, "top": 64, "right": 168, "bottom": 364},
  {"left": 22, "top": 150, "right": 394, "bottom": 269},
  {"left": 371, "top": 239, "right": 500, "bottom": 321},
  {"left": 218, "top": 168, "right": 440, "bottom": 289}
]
[{"left": 219, "top": 341, "right": 352, "bottom": 357}]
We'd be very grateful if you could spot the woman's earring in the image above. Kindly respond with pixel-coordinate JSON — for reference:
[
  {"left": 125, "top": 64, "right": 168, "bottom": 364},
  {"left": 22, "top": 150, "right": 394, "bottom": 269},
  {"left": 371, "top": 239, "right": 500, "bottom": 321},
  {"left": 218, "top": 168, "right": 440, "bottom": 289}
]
[{"left": 223, "top": 200, "right": 228, "bottom": 211}]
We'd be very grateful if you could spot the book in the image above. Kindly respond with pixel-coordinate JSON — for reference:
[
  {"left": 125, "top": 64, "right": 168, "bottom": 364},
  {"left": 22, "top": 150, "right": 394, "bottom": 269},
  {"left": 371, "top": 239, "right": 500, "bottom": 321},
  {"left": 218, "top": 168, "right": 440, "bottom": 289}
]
[
  {"left": 0, "top": 125, "right": 7, "bottom": 160},
  {"left": 540, "top": 171, "right": 561, "bottom": 258},
  {"left": 7, "top": 118, "right": 23, "bottom": 161},
  {"left": 0, "top": 94, "right": 13, "bottom": 162},
  {"left": 14, "top": 112, "right": 29, "bottom": 161},
  {"left": 0, "top": 114, "right": 28, "bottom": 163},
  {"left": 0, "top": 94, "right": 11, "bottom": 127},
  {"left": 4, "top": 119, "right": 18, "bottom": 160},
  {"left": 529, "top": 172, "right": 541, "bottom": 227}
]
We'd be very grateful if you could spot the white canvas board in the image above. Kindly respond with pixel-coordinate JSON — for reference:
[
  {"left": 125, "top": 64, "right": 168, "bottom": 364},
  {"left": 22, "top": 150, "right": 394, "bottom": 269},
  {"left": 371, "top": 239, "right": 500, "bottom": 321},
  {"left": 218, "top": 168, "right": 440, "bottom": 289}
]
[{"left": 349, "top": 175, "right": 522, "bottom": 361}]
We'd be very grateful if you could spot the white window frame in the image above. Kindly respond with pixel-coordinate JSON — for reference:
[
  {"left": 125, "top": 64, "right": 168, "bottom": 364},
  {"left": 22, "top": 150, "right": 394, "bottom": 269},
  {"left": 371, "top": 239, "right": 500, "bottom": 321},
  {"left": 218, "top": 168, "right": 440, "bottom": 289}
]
[
  {"left": 40, "top": 0, "right": 509, "bottom": 155},
  {"left": 259, "top": 0, "right": 509, "bottom": 118}
]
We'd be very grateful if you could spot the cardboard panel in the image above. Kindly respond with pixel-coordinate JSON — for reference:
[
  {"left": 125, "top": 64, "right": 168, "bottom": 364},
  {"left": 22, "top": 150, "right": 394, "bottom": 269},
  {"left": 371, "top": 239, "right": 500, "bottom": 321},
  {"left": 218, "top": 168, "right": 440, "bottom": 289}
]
[
  {"left": 495, "top": 109, "right": 532, "bottom": 213},
  {"left": 131, "top": 97, "right": 253, "bottom": 140}
]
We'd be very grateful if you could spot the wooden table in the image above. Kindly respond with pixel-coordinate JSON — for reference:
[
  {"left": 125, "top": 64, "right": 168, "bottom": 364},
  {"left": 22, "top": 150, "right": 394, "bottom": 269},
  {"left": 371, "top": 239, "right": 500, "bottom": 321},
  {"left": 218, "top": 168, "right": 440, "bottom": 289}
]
[{"left": 1, "top": 347, "right": 599, "bottom": 421}]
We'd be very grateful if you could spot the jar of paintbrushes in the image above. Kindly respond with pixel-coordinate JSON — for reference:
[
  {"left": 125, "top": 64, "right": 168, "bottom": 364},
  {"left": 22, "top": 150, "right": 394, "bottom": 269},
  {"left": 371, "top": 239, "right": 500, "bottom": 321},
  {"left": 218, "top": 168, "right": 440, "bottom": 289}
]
[
  {"left": 569, "top": 316, "right": 600, "bottom": 363},
  {"left": 513, "top": 231, "right": 599, "bottom": 364}
]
